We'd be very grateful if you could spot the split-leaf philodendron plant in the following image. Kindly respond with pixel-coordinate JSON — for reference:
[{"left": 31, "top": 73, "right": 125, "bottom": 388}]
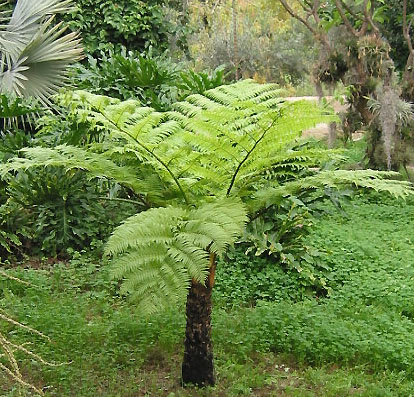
[{"left": 1, "top": 80, "right": 413, "bottom": 386}]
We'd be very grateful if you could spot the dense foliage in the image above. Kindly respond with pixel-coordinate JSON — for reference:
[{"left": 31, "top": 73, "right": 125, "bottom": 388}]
[
  {"left": 2, "top": 194, "right": 414, "bottom": 395},
  {"left": 1, "top": 0, "right": 414, "bottom": 394},
  {"left": 62, "top": 0, "right": 170, "bottom": 56},
  {"left": 73, "top": 50, "right": 227, "bottom": 110}
]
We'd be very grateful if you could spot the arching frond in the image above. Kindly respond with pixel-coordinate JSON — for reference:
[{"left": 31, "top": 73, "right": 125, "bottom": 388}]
[
  {"left": 0, "top": 145, "right": 144, "bottom": 193},
  {"left": 106, "top": 198, "right": 247, "bottom": 314},
  {"left": 61, "top": 82, "right": 336, "bottom": 202},
  {"left": 250, "top": 170, "right": 414, "bottom": 212}
]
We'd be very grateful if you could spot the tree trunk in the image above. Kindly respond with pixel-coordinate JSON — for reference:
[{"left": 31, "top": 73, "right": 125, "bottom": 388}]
[
  {"left": 403, "top": 53, "right": 414, "bottom": 101},
  {"left": 181, "top": 256, "right": 216, "bottom": 386},
  {"left": 232, "top": 0, "right": 240, "bottom": 80},
  {"left": 328, "top": 121, "right": 337, "bottom": 149}
]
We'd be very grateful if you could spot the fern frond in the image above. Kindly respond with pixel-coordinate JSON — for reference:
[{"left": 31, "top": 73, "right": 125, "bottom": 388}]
[
  {"left": 251, "top": 170, "right": 414, "bottom": 212},
  {"left": 105, "top": 206, "right": 185, "bottom": 256},
  {"left": 187, "top": 198, "right": 248, "bottom": 255},
  {"left": 238, "top": 148, "right": 346, "bottom": 184},
  {"left": 106, "top": 198, "right": 247, "bottom": 313},
  {"left": 56, "top": 82, "right": 337, "bottom": 203},
  {"left": 0, "top": 145, "right": 144, "bottom": 193}
]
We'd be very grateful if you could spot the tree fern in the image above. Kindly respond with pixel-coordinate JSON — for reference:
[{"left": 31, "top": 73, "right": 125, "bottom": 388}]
[
  {"left": 1, "top": 80, "right": 414, "bottom": 314},
  {"left": 2, "top": 79, "right": 414, "bottom": 386}
]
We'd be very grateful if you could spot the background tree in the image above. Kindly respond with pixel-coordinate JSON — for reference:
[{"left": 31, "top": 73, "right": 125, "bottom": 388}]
[
  {"left": 186, "top": 0, "right": 314, "bottom": 84},
  {"left": 278, "top": 0, "right": 414, "bottom": 171},
  {"left": 60, "top": 0, "right": 170, "bottom": 56}
]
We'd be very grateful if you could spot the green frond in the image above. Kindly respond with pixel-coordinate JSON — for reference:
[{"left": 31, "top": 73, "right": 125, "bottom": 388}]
[
  {"left": 105, "top": 206, "right": 185, "bottom": 256},
  {"left": 109, "top": 245, "right": 168, "bottom": 279},
  {"left": 106, "top": 198, "right": 247, "bottom": 313},
  {"left": 60, "top": 82, "right": 337, "bottom": 202},
  {"left": 300, "top": 170, "right": 414, "bottom": 197},
  {"left": 185, "top": 198, "right": 248, "bottom": 255},
  {"left": 238, "top": 148, "right": 346, "bottom": 184},
  {"left": 121, "top": 259, "right": 191, "bottom": 314},
  {"left": 251, "top": 170, "right": 414, "bottom": 212},
  {"left": 0, "top": 145, "right": 143, "bottom": 193},
  {"left": 204, "top": 79, "right": 284, "bottom": 104},
  {"left": 167, "top": 241, "right": 209, "bottom": 282}
]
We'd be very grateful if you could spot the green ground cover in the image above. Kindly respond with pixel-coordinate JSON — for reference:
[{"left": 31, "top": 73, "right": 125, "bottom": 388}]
[{"left": 1, "top": 189, "right": 414, "bottom": 396}]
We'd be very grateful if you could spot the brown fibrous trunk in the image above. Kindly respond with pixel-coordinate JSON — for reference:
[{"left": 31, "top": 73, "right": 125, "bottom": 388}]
[{"left": 181, "top": 256, "right": 216, "bottom": 387}]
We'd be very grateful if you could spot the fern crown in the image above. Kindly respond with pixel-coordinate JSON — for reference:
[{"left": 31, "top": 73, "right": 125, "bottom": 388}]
[{"left": 2, "top": 80, "right": 413, "bottom": 313}]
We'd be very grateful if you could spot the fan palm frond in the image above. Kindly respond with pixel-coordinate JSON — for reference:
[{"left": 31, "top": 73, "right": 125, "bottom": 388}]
[{"left": 0, "top": 0, "right": 83, "bottom": 107}]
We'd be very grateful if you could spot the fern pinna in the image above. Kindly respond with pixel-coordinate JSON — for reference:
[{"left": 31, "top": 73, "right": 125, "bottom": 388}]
[{"left": 1, "top": 80, "right": 413, "bottom": 386}]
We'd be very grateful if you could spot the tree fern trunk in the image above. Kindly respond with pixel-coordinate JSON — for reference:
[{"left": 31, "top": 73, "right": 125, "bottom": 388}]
[{"left": 181, "top": 256, "right": 216, "bottom": 386}]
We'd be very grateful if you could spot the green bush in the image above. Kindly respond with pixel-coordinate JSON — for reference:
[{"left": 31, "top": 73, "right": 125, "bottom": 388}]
[
  {"left": 73, "top": 49, "right": 228, "bottom": 110},
  {"left": 73, "top": 49, "right": 181, "bottom": 110},
  {"left": 3, "top": 167, "right": 136, "bottom": 257},
  {"left": 62, "top": 0, "right": 171, "bottom": 56}
]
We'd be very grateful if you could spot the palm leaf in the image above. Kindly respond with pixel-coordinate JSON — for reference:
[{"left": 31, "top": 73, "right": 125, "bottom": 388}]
[
  {"left": 0, "top": 0, "right": 83, "bottom": 107},
  {"left": 0, "top": 0, "right": 74, "bottom": 57}
]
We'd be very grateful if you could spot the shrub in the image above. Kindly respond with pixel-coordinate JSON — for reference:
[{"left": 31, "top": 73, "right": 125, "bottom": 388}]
[
  {"left": 3, "top": 167, "right": 136, "bottom": 257},
  {"left": 61, "top": 0, "right": 170, "bottom": 56},
  {"left": 73, "top": 49, "right": 228, "bottom": 110}
]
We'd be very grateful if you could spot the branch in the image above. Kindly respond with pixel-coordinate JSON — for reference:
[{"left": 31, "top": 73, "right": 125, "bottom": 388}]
[
  {"left": 311, "top": 0, "right": 322, "bottom": 25},
  {"left": 403, "top": 0, "right": 414, "bottom": 55},
  {"left": 296, "top": 0, "right": 312, "bottom": 17},
  {"left": 340, "top": 1, "right": 358, "bottom": 19},
  {"left": 279, "top": 0, "right": 318, "bottom": 36},
  {"left": 0, "top": 360, "right": 44, "bottom": 396},
  {"left": 363, "top": 0, "right": 380, "bottom": 36},
  {"left": 334, "top": 0, "right": 358, "bottom": 36},
  {"left": 278, "top": 0, "right": 330, "bottom": 50},
  {"left": 0, "top": 310, "right": 50, "bottom": 340}
]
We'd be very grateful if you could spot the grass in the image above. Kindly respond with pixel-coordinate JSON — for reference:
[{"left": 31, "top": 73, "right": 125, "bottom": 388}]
[{"left": 1, "top": 191, "right": 414, "bottom": 396}]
